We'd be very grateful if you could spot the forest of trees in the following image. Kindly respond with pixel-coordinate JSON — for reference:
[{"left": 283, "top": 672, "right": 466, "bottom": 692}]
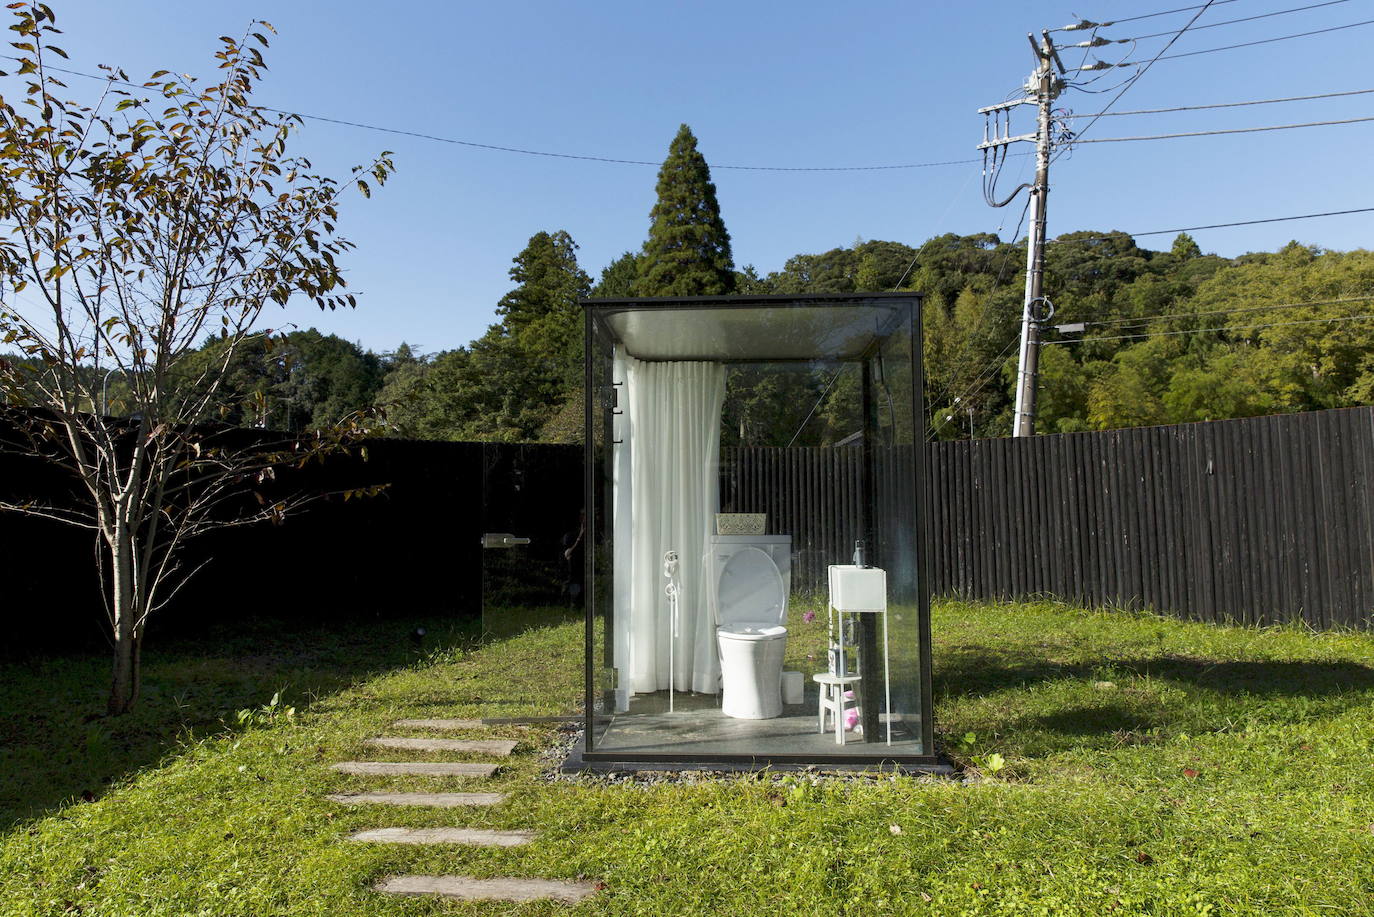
[
  {"left": 15, "top": 124, "right": 1372, "bottom": 444},
  {"left": 362, "top": 227, "right": 1374, "bottom": 444}
]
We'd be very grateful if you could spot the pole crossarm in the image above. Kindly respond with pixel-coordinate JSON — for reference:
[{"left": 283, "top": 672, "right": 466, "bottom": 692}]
[
  {"left": 977, "top": 133, "right": 1038, "bottom": 150},
  {"left": 977, "top": 99, "right": 1036, "bottom": 115}
]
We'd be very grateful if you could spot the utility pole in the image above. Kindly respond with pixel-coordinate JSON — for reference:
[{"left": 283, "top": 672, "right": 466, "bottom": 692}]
[{"left": 978, "top": 31, "right": 1064, "bottom": 437}]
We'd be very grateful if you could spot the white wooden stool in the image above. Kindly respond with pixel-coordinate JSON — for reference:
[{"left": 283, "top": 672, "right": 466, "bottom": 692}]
[{"left": 813, "top": 673, "right": 861, "bottom": 745}]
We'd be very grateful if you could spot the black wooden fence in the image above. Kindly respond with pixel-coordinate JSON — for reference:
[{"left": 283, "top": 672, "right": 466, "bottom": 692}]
[
  {"left": 1, "top": 431, "right": 583, "bottom": 652},
  {"left": 9, "top": 407, "right": 1374, "bottom": 644},
  {"left": 728, "top": 407, "right": 1374, "bottom": 629}
]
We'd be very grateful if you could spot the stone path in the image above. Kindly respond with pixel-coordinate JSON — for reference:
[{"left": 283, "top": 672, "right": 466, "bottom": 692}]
[
  {"left": 326, "top": 791, "right": 505, "bottom": 808},
  {"left": 365, "top": 736, "right": 518, "bottom": 756},
  {"left": 391, "top": 718, "right": 483, "bottom": 730},
  {"left": 479, "top": 715, "right": 576, "bottom": 725},
  {"left": 375, "top": 875, "right": 597, "bottom": 904},
  {"left": 349, "top": 827, "right": 534, "bottom": 847},
  {"left": 331, "top": 761, "right": 498, "bottom": 778},
  {"left": 391, "top": 716, "right": 573, "bottom": 729},
  {"left": 328, "top": 713, "right": 598, "bottom": 905}
]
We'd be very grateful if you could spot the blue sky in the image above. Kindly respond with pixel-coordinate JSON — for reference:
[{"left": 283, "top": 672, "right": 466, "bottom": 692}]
[{"left": 28, "top": 0, "right": 1374, "bottom": 353}]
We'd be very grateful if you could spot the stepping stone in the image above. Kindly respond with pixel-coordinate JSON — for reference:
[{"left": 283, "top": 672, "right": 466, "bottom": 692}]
[
  {"left": 392, "top": 718, "right": 484, "bottom": 730},
  {"left": 376, "top": 875, "right": 597, "bottom": 904},
  {"left": 331, "top": 761, "right": 497, "bottom": 778},
  {"left": 481, "top": 715, "right": 577, "bottom": 725},
  {"left": 326, "top": 791, "right": 505, "bottom": 808},
  {"left": 350, "top": 827, "right": 534, "bottom": 847},
  {"left": 366, "top": 737, "right": 517, "bottom": 756}
]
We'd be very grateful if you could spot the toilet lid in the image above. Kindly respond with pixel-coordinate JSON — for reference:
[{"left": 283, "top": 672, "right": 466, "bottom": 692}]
[{"left": 717, "top": 546, "right": 785, "bottom": 627}]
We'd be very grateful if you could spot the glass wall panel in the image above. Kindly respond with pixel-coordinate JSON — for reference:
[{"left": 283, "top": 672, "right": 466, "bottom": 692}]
[
  {"left": 586, "top": 315, "right": 617, "bottom": 750},
  {"left": 868, "top": 312, "right": 929, "bottom": 754},
  {"left": 583, "top": 295, "right": 931, "bottom": 765}
]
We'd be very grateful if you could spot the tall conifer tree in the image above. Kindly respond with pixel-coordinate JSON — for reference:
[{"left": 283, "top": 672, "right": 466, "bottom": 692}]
[
  {"left": 410, "top": 230, "right": 591, "bottom": 442},
  {"left": 636, "top": 124, "right": 735, "bottom": 296},
  {"left": 497, "top": 229, "right": 591, "bottom": 372}
]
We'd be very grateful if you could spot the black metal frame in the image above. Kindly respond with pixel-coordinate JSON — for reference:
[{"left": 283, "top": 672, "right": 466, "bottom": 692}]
[{"left": 580, "top": 292, "right": 939, "bottom": 769}]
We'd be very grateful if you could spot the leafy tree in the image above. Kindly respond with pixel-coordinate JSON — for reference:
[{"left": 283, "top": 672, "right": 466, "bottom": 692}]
[
  {"left": 431, "top": 338, "right": 537, "bottom": 441},
  {"left": 592, "top": 251, "right": 641, "bottom": 298},
  {"left": 733, "top": 264, "right": 776, "bottom": 295},
  {"left": 904, "top": 233, "right": 1009, "bottom": 303},
  {"left": 1171, "top": 232, "right": 1202, "bottom": 261},
  {"left": 768, "top": 240, "right": 920, "bottom": 295},
  {"left": 373, "top": 343, "right": 433, "bottom": 438},
  {"left": 770, "top": 246, "right": 863, "bottom": 294},
  {"left": 925, "top": 284, "right": 1020, "bottom": 437},
  {"left": 0, "top": 9, "right": 392, "bottom": 714},
  {"left": 636, "top": 124, "right": 735, "bottom": 296},
  {"left": 278, "top": 330, "right": 383, "bottom": 429},
  {"left": 1088, "top": 363, "right": 1166, "bottom": 430},
  {"left": 387, "top": 230, "right": 591, "bottom": 442},
  {"left": 1034, "top": 343, "right": 1095, "bottom": 434},
  {"left": 1045, "top": 230, "right": 1150, "bottom": 324},
  {"left": 1162, "top": 347, "right": 1283, "bottom": 422},
  {"left": 497, "top": 230, "right": 591, "bottom": 392},
  {"left": 169, "top": 329, "right": 382, "bottom": 431}
]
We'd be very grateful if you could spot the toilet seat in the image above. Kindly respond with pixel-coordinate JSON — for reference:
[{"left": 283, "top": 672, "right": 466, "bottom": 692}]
[{"left": 717, "top": 622, "right": 786, "bottom": 640}]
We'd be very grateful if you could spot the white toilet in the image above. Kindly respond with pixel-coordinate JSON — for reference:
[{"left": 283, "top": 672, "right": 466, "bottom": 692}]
[{"left": 711, "top": 535, "right": 791, "bottom": 719}]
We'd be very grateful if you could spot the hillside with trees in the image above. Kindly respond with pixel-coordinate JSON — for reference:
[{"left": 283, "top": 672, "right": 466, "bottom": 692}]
[
  {"left": 26, "top": 125, "right": 1371, "bottom": 444},
  {"left": 358, "top": 224, "right": 1373, "bottom": 444}
]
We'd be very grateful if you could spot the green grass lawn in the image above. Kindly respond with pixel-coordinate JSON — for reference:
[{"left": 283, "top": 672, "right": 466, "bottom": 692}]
[{"left": 3, "top": 600, "right": 1373, "bottom": 915}]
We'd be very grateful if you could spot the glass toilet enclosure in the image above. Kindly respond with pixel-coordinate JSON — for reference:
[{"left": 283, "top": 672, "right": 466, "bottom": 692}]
[{"left": 580, "top": 293, "right": 935, "bottom": 768}]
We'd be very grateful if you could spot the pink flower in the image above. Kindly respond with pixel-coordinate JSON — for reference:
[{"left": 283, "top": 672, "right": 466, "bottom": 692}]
[{"left": 802, "top": 610, "right": 816, "bottom": 624}]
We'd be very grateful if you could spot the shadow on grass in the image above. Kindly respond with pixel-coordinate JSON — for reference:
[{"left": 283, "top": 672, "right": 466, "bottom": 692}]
[
  {"left": 1029, "top": 704, "right": 1165, "bottom": 738},
  {"left": 0, "top": 611, "right": 484, "bottom": 830},
  {"left": 936, "top": 648, "right": 1374, "bottom": 756},
  {"left": 936, "top": 648, "right": 1374, "bottom": 701}
]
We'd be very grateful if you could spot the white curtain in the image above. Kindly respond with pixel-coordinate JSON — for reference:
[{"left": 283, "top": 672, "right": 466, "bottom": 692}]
[{"left": 612, "top": 348, "right": 726, "bottom": 695}]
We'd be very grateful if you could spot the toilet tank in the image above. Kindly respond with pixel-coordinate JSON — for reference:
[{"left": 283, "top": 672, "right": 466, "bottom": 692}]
[{"left": 709, "top": 535, "right": 792, "bottom": 624}]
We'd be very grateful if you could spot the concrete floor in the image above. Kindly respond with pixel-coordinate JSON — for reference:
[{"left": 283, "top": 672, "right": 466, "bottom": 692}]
[{"left": 592, "top": 689, "right": 924, "bottom": 758}]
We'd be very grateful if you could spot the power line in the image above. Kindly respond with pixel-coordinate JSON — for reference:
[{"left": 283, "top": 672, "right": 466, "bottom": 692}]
[
  {"left": 1057, "top": 0, "right": 1218, "bottom": 156},
  {"left": 262, "top": 106, "right": 983, "bottom": 171},
  {"left": 1051, "top": 0, "right": 1241, "bottom": 31},
  {"left": 1047, "top": 205, "right": 1374, "bottom": 242},
  {"left": 1068, "top": 32, "right": 1142, "bottom": 94},
  {"left": 1129, "top": 0, "right": 1353, "bottom": 41},
  {"left": 4, "top": 55, "right": 983, "bottom": 174},
  {"left": 1047, "top": 311, "right": 1374, "bottom": 345},
  {"left": 1061, "top": 86, "right": 1374, "bottom": 118},
  {"left": 1155, "top": 16, "right": 1374, "bottom": 60},
  {"left": 1071, "top": 113, "right": 1374, "bottom": 144},
  {"left": 1077, "top": 295, "right": 1374, "bottom": 327}
]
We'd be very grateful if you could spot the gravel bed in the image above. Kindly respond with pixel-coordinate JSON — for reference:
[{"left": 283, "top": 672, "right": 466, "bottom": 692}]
[{"left": 539, "top": 724, "right": 968, "bottom": 786}]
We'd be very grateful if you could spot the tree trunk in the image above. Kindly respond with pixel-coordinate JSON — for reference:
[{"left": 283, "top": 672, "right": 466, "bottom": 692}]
[{"left": 107, "top": 522, "right": 141, "bottom": 716}]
